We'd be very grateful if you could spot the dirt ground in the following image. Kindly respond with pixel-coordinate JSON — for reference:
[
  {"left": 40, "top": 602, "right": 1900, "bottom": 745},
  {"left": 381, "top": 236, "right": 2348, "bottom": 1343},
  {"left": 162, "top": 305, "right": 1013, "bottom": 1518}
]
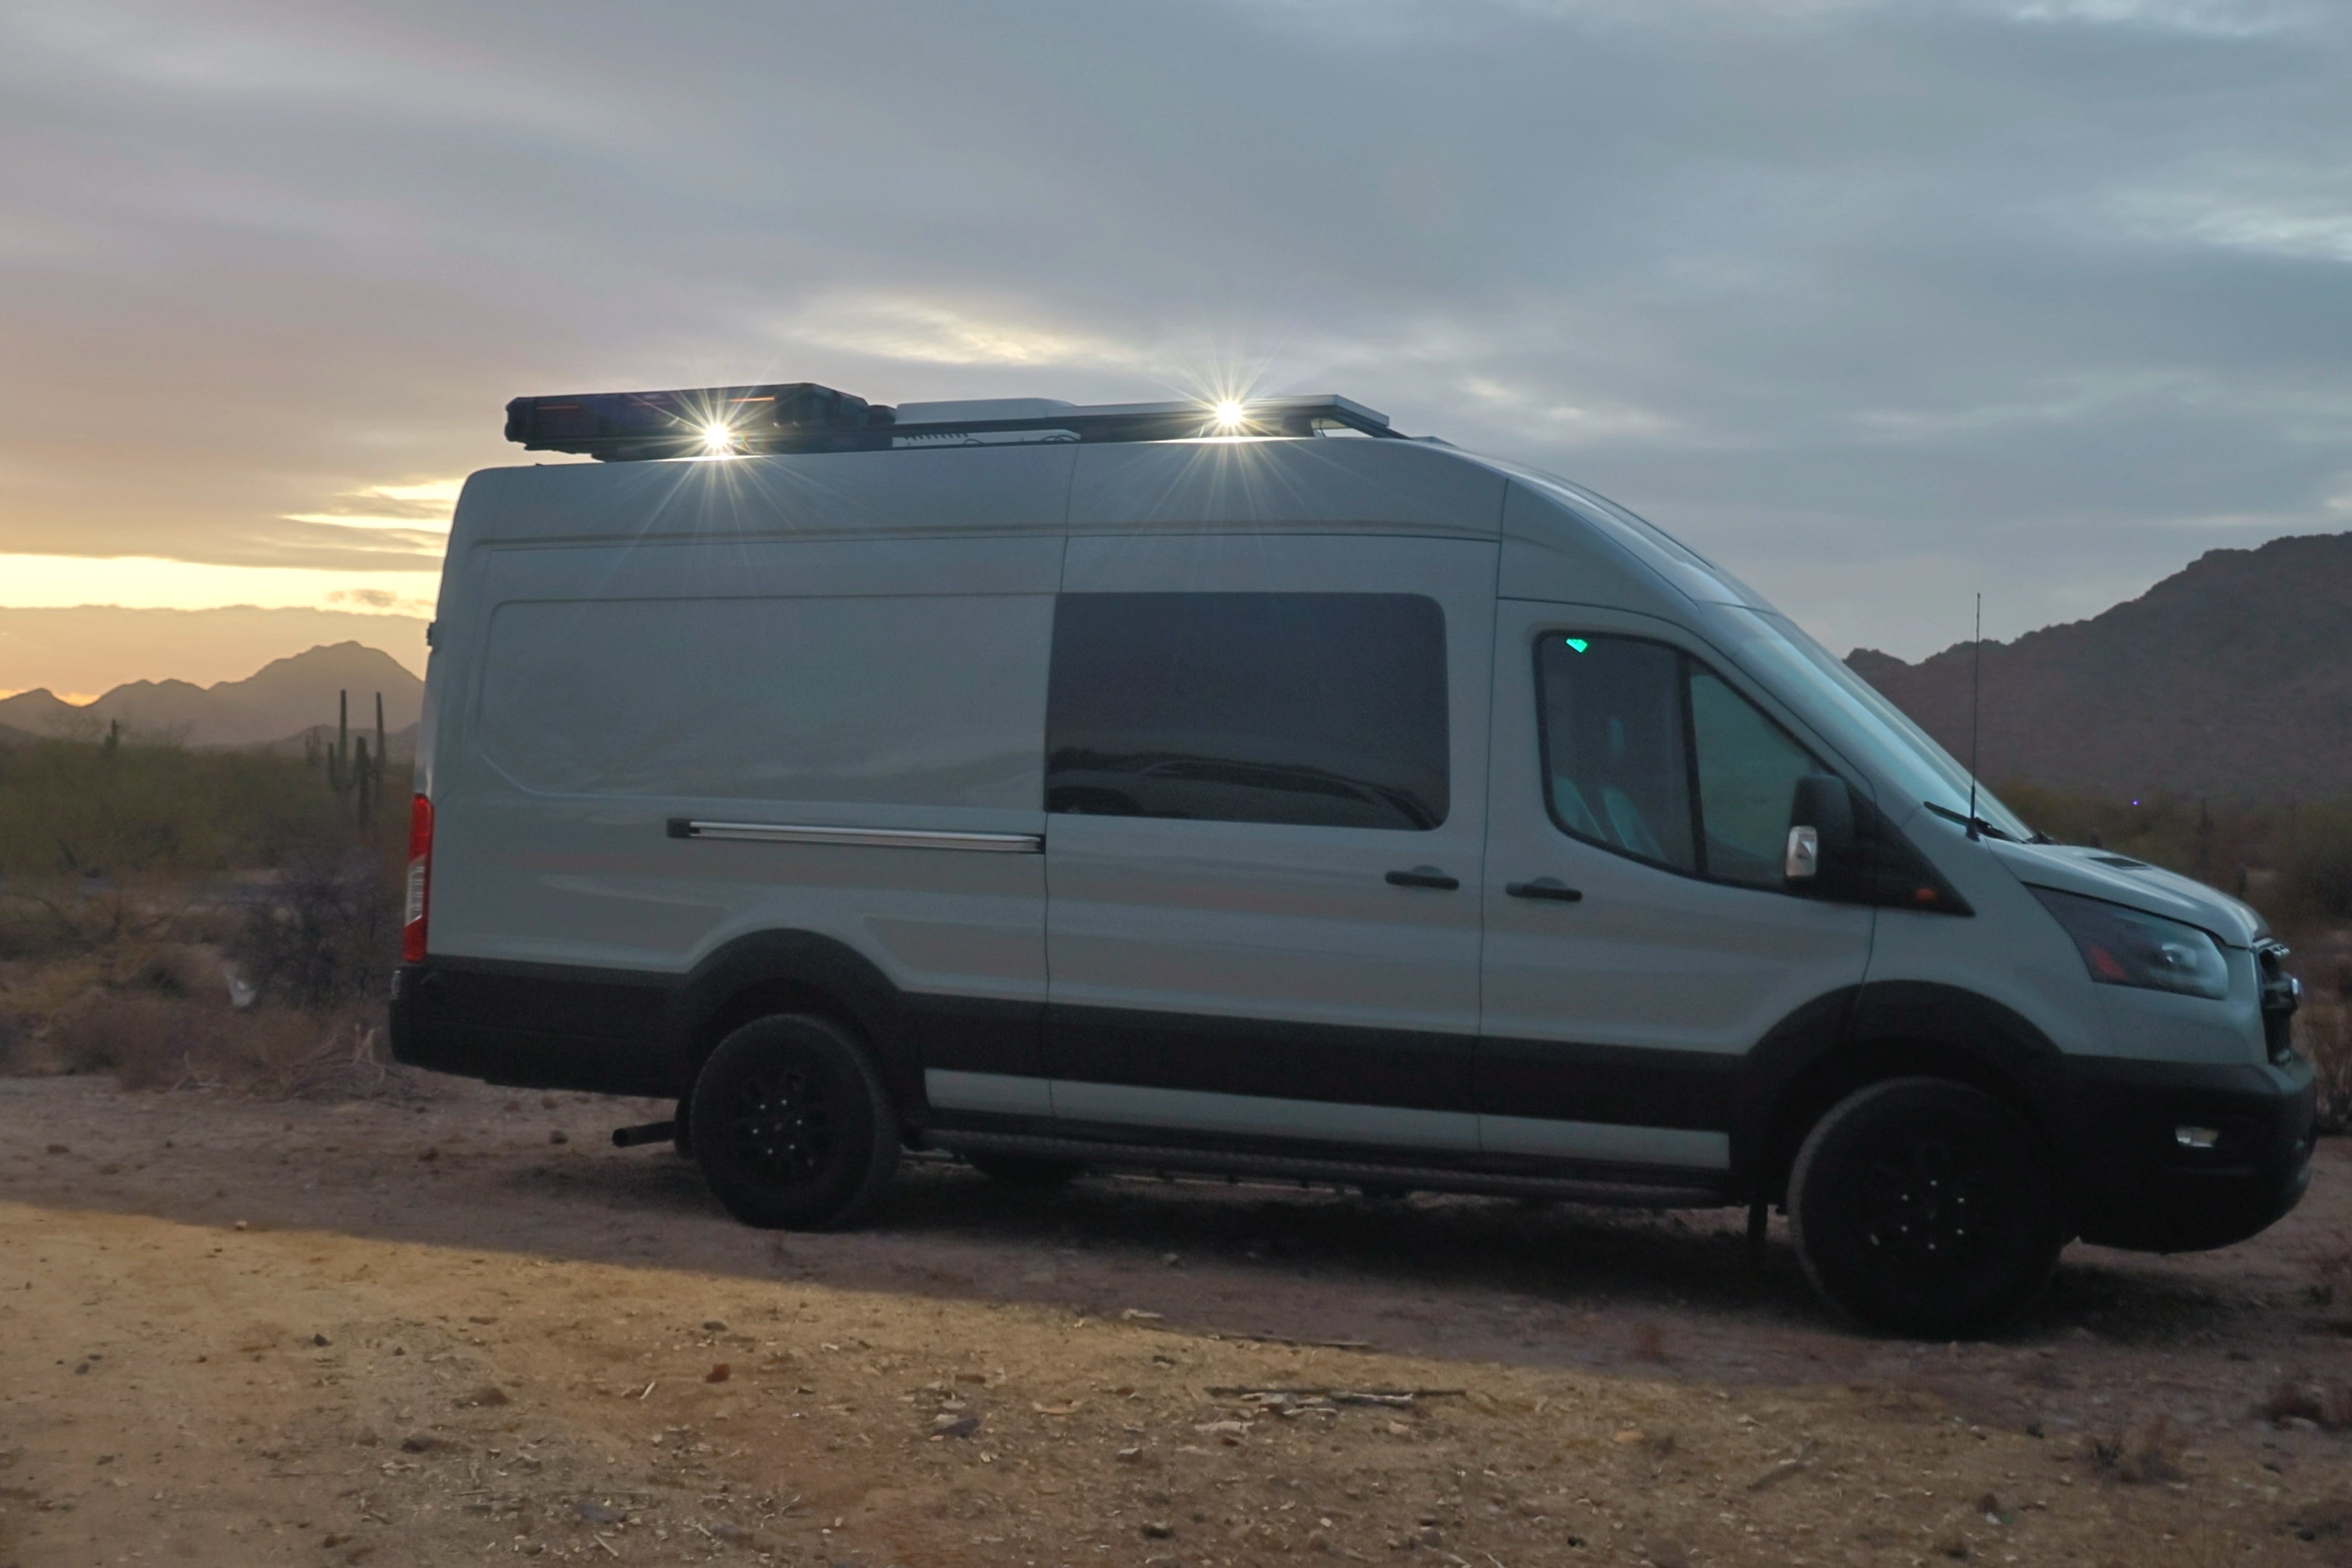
[{"left": 3, "top": 1073, "right": 2350, "bottom": 1568}]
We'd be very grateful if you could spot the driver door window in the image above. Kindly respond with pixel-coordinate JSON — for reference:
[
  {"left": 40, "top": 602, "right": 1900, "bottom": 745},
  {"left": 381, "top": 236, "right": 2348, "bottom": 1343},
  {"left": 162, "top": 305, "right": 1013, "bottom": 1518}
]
[{"left": 1535, "top": 633, "right": 1822, "bottom": 890}]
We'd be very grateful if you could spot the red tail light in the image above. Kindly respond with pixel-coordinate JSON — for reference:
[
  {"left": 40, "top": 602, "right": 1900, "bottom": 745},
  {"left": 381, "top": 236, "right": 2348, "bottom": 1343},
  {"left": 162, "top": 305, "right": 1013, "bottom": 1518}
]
[{"left": 402, "top": 794, "right": 434, "bottom": 962}]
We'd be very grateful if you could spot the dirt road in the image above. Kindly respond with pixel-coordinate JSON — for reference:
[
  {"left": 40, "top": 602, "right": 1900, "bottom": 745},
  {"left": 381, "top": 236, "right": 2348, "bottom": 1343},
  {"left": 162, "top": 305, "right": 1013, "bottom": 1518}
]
[{"left": 3, "top": 1073, "right": 2349, "bottom": 1567}]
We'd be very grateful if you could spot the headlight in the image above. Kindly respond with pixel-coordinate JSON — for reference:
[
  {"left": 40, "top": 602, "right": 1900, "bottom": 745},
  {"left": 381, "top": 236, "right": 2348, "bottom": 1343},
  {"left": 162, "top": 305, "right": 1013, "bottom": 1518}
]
[{"left": 2029, "top": 887, "right": 2230, "bottom": 1001}]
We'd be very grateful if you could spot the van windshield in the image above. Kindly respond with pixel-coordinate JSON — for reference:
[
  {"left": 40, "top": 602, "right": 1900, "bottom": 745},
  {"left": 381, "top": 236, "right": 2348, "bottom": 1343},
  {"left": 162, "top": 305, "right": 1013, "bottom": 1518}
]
[{"left": 1719, "top": 609, "right": 2037, "bottom": 843}]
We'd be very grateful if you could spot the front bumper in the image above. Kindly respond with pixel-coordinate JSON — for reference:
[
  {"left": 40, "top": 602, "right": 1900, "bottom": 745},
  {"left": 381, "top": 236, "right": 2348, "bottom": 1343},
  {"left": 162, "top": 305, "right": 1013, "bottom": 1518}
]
[{"left": 2061, "top": 1051, "right": 2316, "bottom": 1253}]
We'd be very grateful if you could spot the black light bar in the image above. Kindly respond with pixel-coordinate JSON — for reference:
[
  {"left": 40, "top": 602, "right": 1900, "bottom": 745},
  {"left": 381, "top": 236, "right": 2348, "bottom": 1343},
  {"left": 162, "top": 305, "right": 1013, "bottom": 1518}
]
[
  {"left": 505, "top": 383, "right": 893, "bottom": 460},
  {"left": 504, "top": 386, "right": 1402, "bottom": 461}
]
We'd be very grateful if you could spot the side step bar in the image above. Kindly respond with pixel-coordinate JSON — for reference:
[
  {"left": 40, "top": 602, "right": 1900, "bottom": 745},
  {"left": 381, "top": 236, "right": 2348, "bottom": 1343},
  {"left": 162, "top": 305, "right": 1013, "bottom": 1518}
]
[{"left": 928, "top": 1129, "right": 1730, "bottom": 1209}]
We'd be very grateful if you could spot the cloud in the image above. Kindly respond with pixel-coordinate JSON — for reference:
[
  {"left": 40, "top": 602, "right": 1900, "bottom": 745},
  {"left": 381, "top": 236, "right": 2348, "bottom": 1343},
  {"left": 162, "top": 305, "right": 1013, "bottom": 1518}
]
[
  {"left": 326, "top": 586, "right": 431, "bottom": 612},
  {"left": 2114, "top": 189, "right": 2352, "bottom": 264},
  {"left": 0, "top": 0, "right": 2344, "bottom": 662},
  {"left": 776, "top": 295, "right": 1154, "bottom": 370},
  {"left": 1988, "top": 0, "right": 2307, "bottom": 36},
  {"left": 0, "top": 553, "right": 444, "bottom": 612}
]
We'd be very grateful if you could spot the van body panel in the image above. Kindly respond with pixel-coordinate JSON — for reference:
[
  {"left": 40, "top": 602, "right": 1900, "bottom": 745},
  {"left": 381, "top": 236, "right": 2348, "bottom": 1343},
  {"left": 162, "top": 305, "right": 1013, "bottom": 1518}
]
[
  {"left": 1860, "top": 805, "right": 2127, "bottom": 1062},
  {"left": 1041, "top": 533, "right": 1498, "bottom": 1116},
  {"left": 2094, "top": 973, "right": 2271, "bottom": 1066},
  {"left": 1498, "top": 479, "right": 1713, "bottom": 620},
  {"left": 925, "top": 1067, "right": 1055, "bottom": 1117},
  {"left": 449, "top": 443, "right": 1079, "bottom": 548},
  {"left": 1489, "top": 460, "right": 1771, "bottom": 608},
  {"left": 1067, "top": 438, "right": 1507, "bottom": 537}
]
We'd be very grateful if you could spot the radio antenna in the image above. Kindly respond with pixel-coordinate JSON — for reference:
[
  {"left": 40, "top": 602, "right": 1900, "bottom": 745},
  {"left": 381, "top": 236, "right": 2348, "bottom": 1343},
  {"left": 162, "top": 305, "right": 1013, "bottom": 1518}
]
[{"left": 1966, "top": 592, "right": 1982, "bottom": 842}]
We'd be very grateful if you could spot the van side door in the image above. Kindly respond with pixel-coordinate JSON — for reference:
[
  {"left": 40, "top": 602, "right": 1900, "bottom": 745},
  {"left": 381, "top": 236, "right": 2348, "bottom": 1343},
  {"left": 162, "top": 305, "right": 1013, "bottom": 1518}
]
[
  {"left": 1477, "top": 603, "right": 1875, "bottom": 1173},
  {"left": 1040, "top": 535, "right": 1497, "bottom": 1153}
]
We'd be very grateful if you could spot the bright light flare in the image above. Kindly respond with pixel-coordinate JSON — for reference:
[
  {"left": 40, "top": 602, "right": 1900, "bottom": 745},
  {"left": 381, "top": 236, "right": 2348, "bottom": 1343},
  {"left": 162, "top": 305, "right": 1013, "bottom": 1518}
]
[
  {"left": 699, "top": 421, "right": 737, "bottom": 454},
  {"left": 1212, "top": 400, "right": 1248, "bottom": 430}
]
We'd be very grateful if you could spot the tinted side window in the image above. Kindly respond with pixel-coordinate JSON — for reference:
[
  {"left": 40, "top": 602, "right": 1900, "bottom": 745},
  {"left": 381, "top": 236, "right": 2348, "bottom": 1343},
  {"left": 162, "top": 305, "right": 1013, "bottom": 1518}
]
[
  {"left": 1046, "top": 593, "right": 1448, "bottom": 830},
  {"left": 1535, "top": 633, "right": 1822, "bottom": 886},
  {"left": 1533, "top": 636, "right": 1695, "bottom": 872},
  {"left": 1690, "top": 670, "right": 1820, "bottom": 887}
]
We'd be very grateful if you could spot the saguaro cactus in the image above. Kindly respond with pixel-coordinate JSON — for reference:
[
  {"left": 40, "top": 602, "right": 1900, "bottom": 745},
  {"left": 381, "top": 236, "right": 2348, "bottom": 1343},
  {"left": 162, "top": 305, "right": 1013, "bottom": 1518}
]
[{"left": 325, "top": 690, "right": 389, "bottom": 826}]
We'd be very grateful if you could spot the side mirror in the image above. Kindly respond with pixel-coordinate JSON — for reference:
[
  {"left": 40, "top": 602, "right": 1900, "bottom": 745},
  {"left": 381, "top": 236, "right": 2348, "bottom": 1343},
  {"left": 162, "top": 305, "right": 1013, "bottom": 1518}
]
[{"left": 1785, "top": 773, "right": 1857, "bottom": 890}]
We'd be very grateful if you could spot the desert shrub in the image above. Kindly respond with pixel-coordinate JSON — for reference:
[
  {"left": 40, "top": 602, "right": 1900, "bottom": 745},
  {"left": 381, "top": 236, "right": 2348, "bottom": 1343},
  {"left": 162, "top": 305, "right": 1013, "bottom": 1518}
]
[
  {"left": 0, "top": 898, "right": 61, "bottom": 960},
  {"left": 2300, "top": 996, "right": 2352, "bottom": 1136},
  {"left": 2088, "top": 1413, "right": 2186, "bottom": 1484},
  {"left": 40, "top": 989, "right": 388, "bottom": 1095},
  {"left": 227, "top": 849, "right": 398, "bottom": 1009},
  {"left": 2282, "top": 808, "right": 2352, "bottom": 924},
  {"left": 43, "top": 991, "right": 237, "bottom": 1085},
  {"left": 2259, "top": 1373, "right": 2352, "bottom": 1431}
]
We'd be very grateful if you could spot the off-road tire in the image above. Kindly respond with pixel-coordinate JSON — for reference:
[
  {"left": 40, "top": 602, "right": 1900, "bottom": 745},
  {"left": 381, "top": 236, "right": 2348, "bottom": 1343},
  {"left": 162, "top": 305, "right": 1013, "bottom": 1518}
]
[
  {"left": 689, "top": 1014, "right": 899, "bottom": 1230},
  {"left": 965, "top": 1152, "right": 1085, "bottom": 1190},
  {"left": 1788, "top": 1077, "right": 2063, "bottom": 1337}
]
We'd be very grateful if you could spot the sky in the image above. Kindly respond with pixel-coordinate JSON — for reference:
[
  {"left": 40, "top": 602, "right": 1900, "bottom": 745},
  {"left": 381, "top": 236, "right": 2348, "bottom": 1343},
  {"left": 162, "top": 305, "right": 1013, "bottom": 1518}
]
[{"left": 1, "top": 0, "right": 2347, "bottom": 696}]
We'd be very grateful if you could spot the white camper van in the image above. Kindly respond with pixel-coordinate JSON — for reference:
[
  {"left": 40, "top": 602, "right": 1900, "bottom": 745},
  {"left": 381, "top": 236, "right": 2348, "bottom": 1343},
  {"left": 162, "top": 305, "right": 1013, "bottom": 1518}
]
[{"left": 390, "top": 383, "right": 2314, "bottom": 1335}]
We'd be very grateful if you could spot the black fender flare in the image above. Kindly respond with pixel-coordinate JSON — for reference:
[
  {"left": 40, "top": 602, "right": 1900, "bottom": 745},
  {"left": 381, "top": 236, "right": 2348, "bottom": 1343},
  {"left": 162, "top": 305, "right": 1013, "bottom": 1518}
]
[
  {"left": 665, "top": 930, "right": 928, "bottom": 1122},
  {"left": 1734, "top": 980, "right": 2069, "bottom": 1201}
]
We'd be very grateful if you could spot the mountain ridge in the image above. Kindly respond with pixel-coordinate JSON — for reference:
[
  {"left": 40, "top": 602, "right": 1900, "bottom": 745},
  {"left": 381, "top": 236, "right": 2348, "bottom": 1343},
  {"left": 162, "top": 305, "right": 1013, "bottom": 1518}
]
[
  {"left": 1847, "top": 531, "right": 2352, "bottom": 802},
  {"left": 0, "top": 643, "right": 424, "bottom": 749}
]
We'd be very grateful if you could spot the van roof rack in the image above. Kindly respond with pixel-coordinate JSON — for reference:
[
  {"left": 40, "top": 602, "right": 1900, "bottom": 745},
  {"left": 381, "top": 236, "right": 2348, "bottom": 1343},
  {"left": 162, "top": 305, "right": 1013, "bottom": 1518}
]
[{"left": 504, "top": 384, "right": 1401, "bottom": 461}]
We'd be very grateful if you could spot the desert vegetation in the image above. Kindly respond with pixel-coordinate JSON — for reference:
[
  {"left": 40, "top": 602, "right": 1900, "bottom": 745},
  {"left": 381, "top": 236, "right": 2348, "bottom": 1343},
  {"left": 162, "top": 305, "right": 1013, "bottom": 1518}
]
[{"left": 0, "top": 724, "right": 409, "bottom": 1095}]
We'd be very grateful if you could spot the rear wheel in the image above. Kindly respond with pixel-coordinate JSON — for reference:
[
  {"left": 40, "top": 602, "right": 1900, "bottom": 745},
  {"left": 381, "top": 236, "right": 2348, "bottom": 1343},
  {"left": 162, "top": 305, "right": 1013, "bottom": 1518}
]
[
  {"left": 1788, "top": 1077, "right": 2063, "bottom": 1337},
  {"left": 689, "top": 1014, "right": 898, "bottom": 1230},
  {"left": 965, "top": 1152, "right": 1084, "bottom": 1190}
]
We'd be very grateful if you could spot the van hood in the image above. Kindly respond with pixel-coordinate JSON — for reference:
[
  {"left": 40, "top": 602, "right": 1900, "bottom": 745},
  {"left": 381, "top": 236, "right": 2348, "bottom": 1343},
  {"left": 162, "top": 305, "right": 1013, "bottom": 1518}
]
[{"left": 1985, "top": 839, "right": 2266, "bottom": 948}]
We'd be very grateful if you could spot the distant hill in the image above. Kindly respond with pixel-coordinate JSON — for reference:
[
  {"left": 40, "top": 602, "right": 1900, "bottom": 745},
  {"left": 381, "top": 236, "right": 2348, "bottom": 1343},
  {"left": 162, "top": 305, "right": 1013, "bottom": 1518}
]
[
  {"left": 0, "top": 643, "right": 424, "bottom": 748},
  {"left": 1849, "top": 532, "right": 2352, "bottom": 803},
  {"left": 0, "top": 605, "right": 426, "bottom": 700}
]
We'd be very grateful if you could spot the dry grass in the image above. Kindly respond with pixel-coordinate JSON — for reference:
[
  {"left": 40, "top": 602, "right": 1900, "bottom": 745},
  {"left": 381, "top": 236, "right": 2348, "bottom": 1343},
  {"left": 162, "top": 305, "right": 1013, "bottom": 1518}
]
[
  {"left": 2089, "top": 1412, "right": 2187, "bottom": 1484},
  {"left": 2299, "top": 991, "right": 2352, "bottom": 1134},
  {"left": 40, "top": 990, "right": 398, "bottom": 1099}
]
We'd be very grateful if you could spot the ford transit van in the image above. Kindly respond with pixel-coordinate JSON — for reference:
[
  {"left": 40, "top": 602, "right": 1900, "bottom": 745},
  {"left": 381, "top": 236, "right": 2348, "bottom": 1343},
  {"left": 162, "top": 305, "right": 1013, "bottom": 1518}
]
[{"left": 389, "top": 383, "right": 2314, "bottom": 1335}]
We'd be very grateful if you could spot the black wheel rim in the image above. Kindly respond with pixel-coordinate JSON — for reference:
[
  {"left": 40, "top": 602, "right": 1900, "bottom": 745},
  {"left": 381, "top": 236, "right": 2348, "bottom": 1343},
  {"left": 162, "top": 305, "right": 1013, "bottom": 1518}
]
[
  {"left": 1854, "top": 1129, "right": 1998, "bottom": 1278},
  {"left": 727, "top": 1059, "right": 838, "bottom": 1185}
]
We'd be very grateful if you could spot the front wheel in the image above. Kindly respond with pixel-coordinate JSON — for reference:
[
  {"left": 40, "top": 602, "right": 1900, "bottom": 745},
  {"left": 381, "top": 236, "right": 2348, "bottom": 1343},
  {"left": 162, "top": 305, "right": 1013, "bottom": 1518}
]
[
  {"left": 1788, "top": 1078, "right": 2063, "bottom": 1337},
  {"left": 689, "top": 1014, "right": 899, "bottom": 1230}
]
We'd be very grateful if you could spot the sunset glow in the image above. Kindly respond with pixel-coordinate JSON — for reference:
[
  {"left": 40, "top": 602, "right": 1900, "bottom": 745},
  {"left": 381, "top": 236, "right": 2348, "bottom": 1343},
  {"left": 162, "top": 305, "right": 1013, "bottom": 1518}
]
[{"left": 0, "top": 554, "right": 441, "bottom": 614}]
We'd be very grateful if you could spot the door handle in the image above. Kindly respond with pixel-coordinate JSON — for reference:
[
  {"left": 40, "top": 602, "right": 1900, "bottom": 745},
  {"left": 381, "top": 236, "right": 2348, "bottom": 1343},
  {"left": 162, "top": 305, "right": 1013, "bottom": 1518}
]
[
  {"left": 1506, "top": 877, "right": 1583, "bottom": 903},
  {"left": 1384, "top": 866, "right": 1460, "bottom": 891}
]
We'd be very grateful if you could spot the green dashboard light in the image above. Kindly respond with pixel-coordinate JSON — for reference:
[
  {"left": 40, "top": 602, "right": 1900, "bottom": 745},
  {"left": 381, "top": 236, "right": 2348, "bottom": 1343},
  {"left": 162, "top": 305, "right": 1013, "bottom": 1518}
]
[{"left": 1564, "top": 637, "right": 1589, "bottom": 653}]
